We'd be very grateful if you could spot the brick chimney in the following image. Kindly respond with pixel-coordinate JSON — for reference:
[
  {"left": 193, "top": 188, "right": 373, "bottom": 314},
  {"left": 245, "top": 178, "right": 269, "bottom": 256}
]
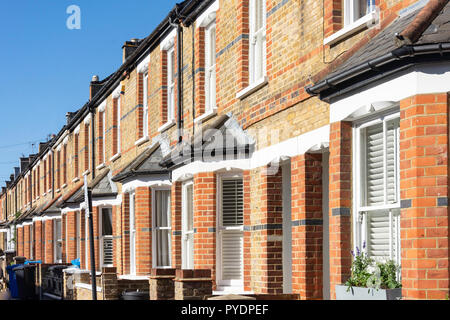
[
  {"left": 90, "top": 75, "right": 103, "bottom": 100},
  {"left": 20, "top": 158, "right": 30, "bottom": 173},
  {"left": 122, "top": 38, "right": 140, "bottom": 63}
]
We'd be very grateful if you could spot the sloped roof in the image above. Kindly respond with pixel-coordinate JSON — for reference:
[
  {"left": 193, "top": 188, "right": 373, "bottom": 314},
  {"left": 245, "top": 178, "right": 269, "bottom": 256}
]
[
  {"left": 63, "top": 169, "right": 118, "bottom": 205},
  {"left": 112, "top": 140, "right": 169, "bottom": 182},
  {"left": 160, "top": 114, "right": 255, "bottom": 169},
  {"left": 307, "top": 0, "right": 450, "bottom": 100}
]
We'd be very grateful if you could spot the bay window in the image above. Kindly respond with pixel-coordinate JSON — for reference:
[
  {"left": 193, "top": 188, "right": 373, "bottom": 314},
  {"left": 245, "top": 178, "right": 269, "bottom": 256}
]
[{"left": 354, "top": 111, "right": 401, "bottom": 265}]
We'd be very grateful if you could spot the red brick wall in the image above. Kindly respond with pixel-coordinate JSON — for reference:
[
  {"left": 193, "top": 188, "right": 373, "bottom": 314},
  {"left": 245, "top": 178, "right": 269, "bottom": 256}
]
[
  {"left": 328, "top": 121, "right": 352, "bottom": 299},
  {"left": 171, "top": 182, "right": 182, "bottom": 269},
  {"left": 34, "top": 220, "right": 43, "bottom": 261},
  {"left": 17, "top": 226, "right": 24, "bottom": 257},
  {"left": 243, "top": 170, "right": 251, "bottom": 291},
  {"left": 121, "top": 193, "right": 130, "bottom": 275},
  {"left": 66, "top": 211, "right": 77, "bottom": 263},
  {"left": 80, "top": 213, "right": 86, "bottom": 269},
  {"left": 113, "top": 204, "right": 123, "bottom": 274},
  {"left": 24, "top": 225, "right": 30, "bottom": 259},
  {"left": 399, "top": 93, "right": 450, "bottom": 300},
  {"left": 193, "top": 172, "right": 217, "bottom": 287},
  {"left": 291, "top": 153, "right": 323, "bottom": 299},
  {"left": 44, "top": 219, "right": 54, "bottom": 263},
  {"left": 135, "top": 187, "right": 152, "bottom": 275},
  {"left": 249, "top": 166, "right": 284, "bottom": 294}
]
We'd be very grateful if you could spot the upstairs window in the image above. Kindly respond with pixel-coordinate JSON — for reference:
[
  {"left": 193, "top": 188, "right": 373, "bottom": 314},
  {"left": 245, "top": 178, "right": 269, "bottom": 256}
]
[
  {"left": 249, "top": 0, "right": 266, "bottom": 85},
  {"left": 205, "top": 21, "right": 217, "bottom": 113},
  {"left": 344, "top": 0, "right": 376, "bottom": 26},
  {"left": 143, "top": 72, "right": 149, "bottom": 136},
  {"left": 354, "top": 112, "right": 400, "bottom": 265},
  {"left": 167, "top": 47, "right": 175, "bottom": 123}
]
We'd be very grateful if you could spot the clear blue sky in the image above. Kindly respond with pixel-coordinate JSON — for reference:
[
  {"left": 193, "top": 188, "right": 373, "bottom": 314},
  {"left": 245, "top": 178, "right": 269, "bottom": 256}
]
[{"left": 0, "top": 0, "right": 178, "bottom": 185}]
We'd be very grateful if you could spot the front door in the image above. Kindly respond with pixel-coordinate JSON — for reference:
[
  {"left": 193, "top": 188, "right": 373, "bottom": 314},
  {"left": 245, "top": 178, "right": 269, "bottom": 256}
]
[{"left": 182, "top": 182, "right": 194, "bottom": 269}]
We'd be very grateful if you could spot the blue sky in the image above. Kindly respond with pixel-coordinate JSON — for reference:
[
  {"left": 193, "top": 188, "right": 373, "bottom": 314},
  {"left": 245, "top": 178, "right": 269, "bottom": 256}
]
[{"left": 0, "top": 0, "right": 177, "bottom": 185}]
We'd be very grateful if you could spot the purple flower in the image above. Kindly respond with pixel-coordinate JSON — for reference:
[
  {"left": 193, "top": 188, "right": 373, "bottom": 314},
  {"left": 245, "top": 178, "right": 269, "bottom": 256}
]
[
  {"left": 351, "top": 250, "right": 355, "bottom": 257},
  {"left": 356, "top": 246, "right": 360, "bottom": 256},
  {"left": 363, "top": 241, "right": 366, "bottom": 250}
]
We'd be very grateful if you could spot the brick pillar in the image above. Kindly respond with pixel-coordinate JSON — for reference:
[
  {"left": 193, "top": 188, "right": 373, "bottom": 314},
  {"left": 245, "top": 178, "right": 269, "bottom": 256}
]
[
  {"left": 44, "top": 219, "right": 54, "bottom": 263},
  {"left": 193, "top": 173, "right": 217, "bottom": 288},
  {"left": 174, "top": 269, "right": 213, "bottom": 300},
  {"left": 66, "top": 212, "right": 77, "bottom": 263},
  {"left": 80, "top": 213, "right": 86, "bottom": 269},
  {"left": 400, "top": 93, "right": 450, "bottom": 300},
  {"left": 62, "top": 214, "right": 66, "bottom": 263},
  {"left": 34, "top": 220, "right": 43, "bottom": 261},
  {"left": 24, "top": 225, "right": 30, "bottom": 259},
  {"left": 248, "top": 166, "right": 283, "bottom": 294},
  {"left": 291, "top": 153, "right": 323, "bottom": 300},
  {"left": 328, "top": 121, "right": 352, "bottom": 299},
  {"left": 149, "top": 268, "right": 176, "bottom": 300},
  {"left": 92, "top": 206, "right": 100, "bottom": 270},
  {"left": 113, "top": 204, "right": 123, "bottom": 274},
  {"left": 171, "top": 182, "right": 182, "bottom": 269},
  {"left": 101, "top": 267, "right": 119, "bottom": 300},
  {"left": 135, "top": 187, "right": 152, "bottom": 275},
  {"left": 17, "top": 226, "right": 24, "bottom": 257},
  {"left": 121, "top": 193, "right": 130, "bottom": 275}
]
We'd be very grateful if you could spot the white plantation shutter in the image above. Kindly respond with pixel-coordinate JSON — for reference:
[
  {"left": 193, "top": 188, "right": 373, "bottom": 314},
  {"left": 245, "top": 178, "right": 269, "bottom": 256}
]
[
  {"left": 365, "top": 123, "right": 384, "bottom": 206},
  {"left": 358, "top": 114, "right": 401, "bottom": 265},
  {"left": 221, "top": 230, "right": 243, "bottom": 280},
  {"left": 222, "top": 179, "right": 244, "bottom": 226},
  {"left": 220, "top": 178, "right": 244, "bottom": 283}
]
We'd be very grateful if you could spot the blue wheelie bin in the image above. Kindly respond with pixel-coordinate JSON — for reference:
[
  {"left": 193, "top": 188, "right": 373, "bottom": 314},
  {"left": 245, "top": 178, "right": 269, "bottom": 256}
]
[{"left": 6, "top": 264, "right": 21, "bottom": 299}]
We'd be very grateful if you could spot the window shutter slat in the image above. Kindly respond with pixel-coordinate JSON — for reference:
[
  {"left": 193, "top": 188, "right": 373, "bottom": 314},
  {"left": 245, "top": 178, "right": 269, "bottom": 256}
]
[
  {"left": 365, "top": 123, "right": 385, "bottom": 205},
  {"left": 221, "top": 230, "right": 243, "bottom": 280}
]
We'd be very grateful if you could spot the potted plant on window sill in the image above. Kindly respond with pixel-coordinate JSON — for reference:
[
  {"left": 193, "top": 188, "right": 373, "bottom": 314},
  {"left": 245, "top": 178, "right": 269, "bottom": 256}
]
[{"left": 335, "top": 243, "right": 402, "bottom": 300}]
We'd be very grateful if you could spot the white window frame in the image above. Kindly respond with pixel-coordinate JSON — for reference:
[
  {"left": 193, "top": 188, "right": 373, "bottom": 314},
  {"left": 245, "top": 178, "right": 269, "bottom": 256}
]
[
  {"left": 76, "top": 211, "right": 81, "bottom": 260},
  {"left": 102, "top": 111, "right": 106, "bottom": 164},
  {"left": 353, "top": 110, "right": 401, "bottom": 266},
  {"left": 143, "top": 72, "right": 149, "bottom": 138},
  {"left": 182, "top": 181, "right": 194, "bottom": 270},
  {"left": 152, "top": 187, "right": 172, "bottom": 269},
  {"left": 129, "top": 192, "right": 137, "bottom": 275},
  {"left": 249, "top": 0, "right": 267, "bottom": 86},
  {"left": 344, "top": 0, "right": 375, "bottom": 26},
  {"left": 54, "top": 218, "right": 63, "bottom": 263},
  {"left": 167, "top": 46, "right": 175, "bottom": 124},
  {"left": 117, "top": 95, "right": 121, "bottom": 154},
  {"left": 205, "top": 20, "right": 217, "bottom": 114},
  {"left": 99, "top": 206, "right": 114, "bottom": 268},
  {"left": 216, "top": 173, "right": 244, "bottom": 289}
]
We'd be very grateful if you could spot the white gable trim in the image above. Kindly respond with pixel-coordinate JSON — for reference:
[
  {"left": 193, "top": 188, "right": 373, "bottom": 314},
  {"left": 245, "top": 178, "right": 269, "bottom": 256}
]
[
  {"left": 196, "top": 0, "right": 219, "bottom": 28},
  {"left": 160, "top": 28, "right": 177, "bottom": 51},
  {"left": 330, "top": 63, "right": 450, "bottom": 123}
]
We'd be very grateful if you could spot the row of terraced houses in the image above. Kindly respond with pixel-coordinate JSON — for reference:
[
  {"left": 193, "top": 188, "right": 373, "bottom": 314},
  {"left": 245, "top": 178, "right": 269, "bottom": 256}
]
[{"left": 1, "top": 0, "right": 449, "bottom": 300}]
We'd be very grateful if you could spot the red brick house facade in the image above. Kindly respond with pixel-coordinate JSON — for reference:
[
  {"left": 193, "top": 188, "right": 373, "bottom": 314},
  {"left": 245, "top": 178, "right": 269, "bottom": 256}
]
[{"left": 1, "top": 0, "right": 449, "bottom": 300}]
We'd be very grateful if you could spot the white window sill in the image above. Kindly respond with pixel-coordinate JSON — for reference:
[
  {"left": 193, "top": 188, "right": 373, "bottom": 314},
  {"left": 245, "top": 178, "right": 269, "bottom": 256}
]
[
  {"left": 82, "top": 170, "right": 90, "bottom": 177},
  {"left": 135, "top": 136, "right": 149, "bottom": 146},
  {"left": 324, "top": 11, "right": 378, "bottom": 46},
  {"left": 36, "top": 196, "right": 40, "bottom": 200},
  {"left": 61, "top": 184, "right": 67, "bottom": 189},
  {"left": 43, "top": 192, "right": 47, "bottom": 197},
  {"left": 55, "top": 189, "right": 61, "bottom": 193},
  {"left": 158, "top": 120, "right": 176, "bottom": 133},
  {"left": 47, "top": 189, "right": 52, "bottom": 194},
  {"left": 118, "top": 275, "right": 149, "bottom": 280},
  {"left": 72, "top": 177, "right": 80, "bottom": 183},
  {"left": 96, "top": 163, "right": 106, "bottom": 170},
  {"left": 236, "top": 76, "right": 268, "bottom": 100},
  {"left": 194, "top": 107, "right": 218, "bottom": 124},
  {"left": 110, "top": 153, "right": 121, "bottom": 162}
]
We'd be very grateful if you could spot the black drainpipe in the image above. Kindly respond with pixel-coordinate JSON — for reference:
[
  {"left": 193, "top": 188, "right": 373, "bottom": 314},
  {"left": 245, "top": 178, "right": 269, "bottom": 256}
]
[
  {"left": 90, "top": 108, "right": 96, "bottom": 180},
  {"left": 169, "top": 13, "right": 184, "bottom": 144}
]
